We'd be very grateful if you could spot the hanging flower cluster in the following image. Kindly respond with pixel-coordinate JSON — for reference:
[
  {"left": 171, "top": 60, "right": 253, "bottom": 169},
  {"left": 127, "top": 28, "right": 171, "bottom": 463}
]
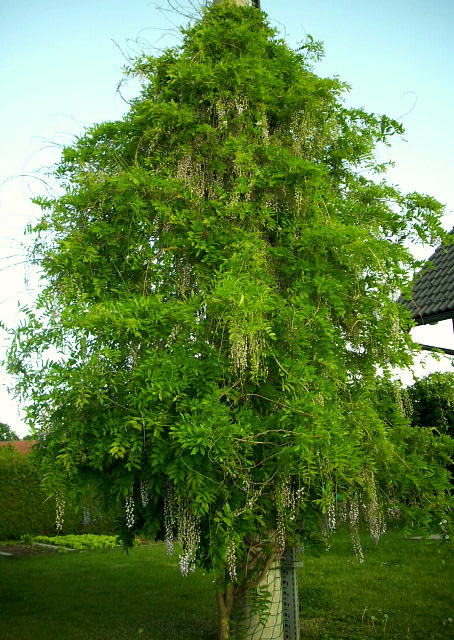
[
  {"left": 348, "top": 497, "right": 364, "bottom": 563},
  {"left": 55, "top": 490, "right": 65, "bottom": 532},
  {"left": 323, "top": 468, "right": 388, "bottom": 558},
  {"left": 83, "top": 505, "right": 91, "bottom": 528},
  {"left": 325, "top": 494, "right": 337, "bottom": 536},
  {"left": 387, "top": 503, "right": 402, "bottom": 520},
  {"left": 362, "top": 470, "right": 386, "bottom": 543},
  {"left": 321, "top": 491, "right": 337, "bottom": 550},
  {"left": 125, "top": 495, "right": 135, "bottom": 529},
  {"left": 178, "top": 498, "right": 201, "bottom": 576},
  {"left": 164, "top": 480, "right": 177, "bottom": 556},
  {"left": 275, "top": 476, "right": 305, "bottom": 552},
  {"left": 163, "top": 480, "right": 201, "bottom": 576},
  {"left": 226, "top": 538, "right": 237, "bottom": 582},
  {"left": 140, "top": 480, "right": 149, "bottom": 508}
]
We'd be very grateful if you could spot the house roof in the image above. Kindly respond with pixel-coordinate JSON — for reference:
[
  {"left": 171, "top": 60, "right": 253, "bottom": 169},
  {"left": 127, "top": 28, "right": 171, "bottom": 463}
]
[
  {"left": 401, "top": 228, "right": 454, "bottom": 325},
  {"left": 0, "top": 440, "right": 36, "bottom": 454}
]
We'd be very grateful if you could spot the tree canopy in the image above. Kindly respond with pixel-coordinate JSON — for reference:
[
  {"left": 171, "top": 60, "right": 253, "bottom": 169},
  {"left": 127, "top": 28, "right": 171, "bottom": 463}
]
[
  {"left": 0, "top": 422, "right": 19, "bottom": 441},
  {"left": 7, "top": 3, "right": 452, "bottom": 636}
]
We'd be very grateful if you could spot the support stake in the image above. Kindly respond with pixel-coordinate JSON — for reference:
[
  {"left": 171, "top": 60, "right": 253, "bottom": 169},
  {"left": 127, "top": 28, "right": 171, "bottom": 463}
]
[{"left": 281, "top": 547, "right": 302, "bottom": 640}]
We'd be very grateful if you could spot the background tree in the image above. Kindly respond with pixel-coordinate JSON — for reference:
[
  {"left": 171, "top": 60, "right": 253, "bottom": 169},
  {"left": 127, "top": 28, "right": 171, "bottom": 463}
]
[
  {"left": 6, "top": 4, "right": 452, "bottom": 638},
  {"left": 408, "top": 372, "right": 454, "bottom": 437},
  {"left": 0, "top": 422, "right": 19, "bottom": 441}
]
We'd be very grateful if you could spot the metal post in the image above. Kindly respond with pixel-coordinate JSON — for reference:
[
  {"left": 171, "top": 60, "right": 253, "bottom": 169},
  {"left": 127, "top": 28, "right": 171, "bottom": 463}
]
[{"left": 281, "top": 547, "right": 303, "bottom": 640}]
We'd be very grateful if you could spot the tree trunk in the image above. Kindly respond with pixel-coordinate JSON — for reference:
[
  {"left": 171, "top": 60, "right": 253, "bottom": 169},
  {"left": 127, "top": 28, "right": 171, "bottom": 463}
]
[
  {"left": 217, "top": 582, "right": 235, "bottom": 640},
  {"left": 230, "top": 556, "right": 284, "bottom": 640}
]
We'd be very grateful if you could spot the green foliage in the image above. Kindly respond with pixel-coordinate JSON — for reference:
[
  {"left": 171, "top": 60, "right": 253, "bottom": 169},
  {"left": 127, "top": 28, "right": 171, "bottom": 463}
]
[
  {"left": 5, "top": 1, "right": 451, "bottom": 594},
  {"left": 378, "top": 379, "right": 413, "bottom": 421},
  {"left": 409, "top": 372, "right": 454, "bottom": 436},
  {"left": 0, "top": 422, "right": 19, "bottom": 441},
  {"left": 374, "top": 374, "right": 454, "bottom": 528}
]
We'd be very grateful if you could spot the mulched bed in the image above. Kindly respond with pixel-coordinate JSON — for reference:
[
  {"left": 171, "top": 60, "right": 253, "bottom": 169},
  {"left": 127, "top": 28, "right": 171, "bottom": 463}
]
[{"left": 0, "top": 544, "right": 58, "bottom": 557}]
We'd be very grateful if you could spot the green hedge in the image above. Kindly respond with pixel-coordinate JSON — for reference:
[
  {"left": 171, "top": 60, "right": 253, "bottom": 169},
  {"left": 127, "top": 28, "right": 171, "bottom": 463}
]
[{"left": 0, "top": 446, "right": 117, "bottom": 540}]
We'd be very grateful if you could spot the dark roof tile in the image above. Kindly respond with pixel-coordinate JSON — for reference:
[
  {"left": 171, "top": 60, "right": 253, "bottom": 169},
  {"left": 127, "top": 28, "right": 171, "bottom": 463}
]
[{"left": 400, "top": 228, "right": 454, "bottom": 324}]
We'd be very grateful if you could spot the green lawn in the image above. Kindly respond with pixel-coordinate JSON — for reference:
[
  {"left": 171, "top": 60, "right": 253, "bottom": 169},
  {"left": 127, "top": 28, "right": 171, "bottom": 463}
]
[
  {"left": 0, "top": 543, "right": 217, "bottom": 640},
  {"left": 300, "top": 527, "right": 453, "bottom": 640},
  {"left": 0, "top": 528, "right": 452, "bottom": 640}
]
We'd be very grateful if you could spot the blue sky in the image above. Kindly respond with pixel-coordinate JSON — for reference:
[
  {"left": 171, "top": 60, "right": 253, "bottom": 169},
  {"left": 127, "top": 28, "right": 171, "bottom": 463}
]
[{"left": 1, "top": 0, "right": 453, "bottom": 436}]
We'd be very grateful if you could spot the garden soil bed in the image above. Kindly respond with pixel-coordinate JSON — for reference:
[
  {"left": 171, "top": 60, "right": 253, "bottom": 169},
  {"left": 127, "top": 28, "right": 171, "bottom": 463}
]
[{"left": 0, "top": 543, "right": 58, "bottom": 557}]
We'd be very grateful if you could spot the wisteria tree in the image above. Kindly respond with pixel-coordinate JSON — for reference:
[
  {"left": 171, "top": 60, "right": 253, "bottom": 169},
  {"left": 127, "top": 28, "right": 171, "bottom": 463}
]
[{"left": 7, "top": 2, "right": 452, "bottom": 638}]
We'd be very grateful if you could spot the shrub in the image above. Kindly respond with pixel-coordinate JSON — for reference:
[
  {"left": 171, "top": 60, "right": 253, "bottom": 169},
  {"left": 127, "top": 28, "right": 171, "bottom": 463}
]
[
  {"left": 0, "top": 445, "right": 117, "bottom": 539},
  {"left": 31, "top": 534, "right": 122, "bottom": 550},
  {"left": 0, "top": 445, "right": 55, "bottom": 539}
]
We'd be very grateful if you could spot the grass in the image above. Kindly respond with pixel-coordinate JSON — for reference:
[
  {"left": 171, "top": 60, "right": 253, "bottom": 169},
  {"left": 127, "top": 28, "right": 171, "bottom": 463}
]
[
  {"left": 300, "top": 525, "right": 453, "bottom": 640},
  {"left": 0, "top": 527, "right": 452, "bottom": 639},
  {"left": 0, "top": 543, "right": 217, "bottom": 640}
]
